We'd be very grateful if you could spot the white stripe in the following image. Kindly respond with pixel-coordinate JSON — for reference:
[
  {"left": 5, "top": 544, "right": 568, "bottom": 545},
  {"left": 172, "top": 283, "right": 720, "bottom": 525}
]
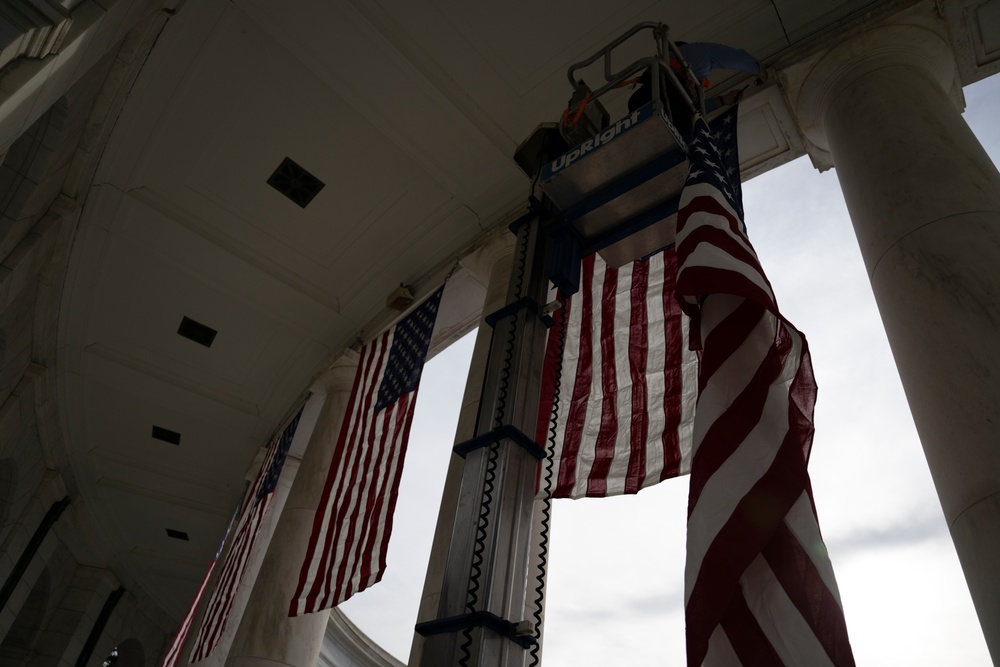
[
  {"left": 742, "top": 554, "right": 836, "bottom": 667},
  {"left": 677, "top": 313, "right": 697, "bottom": 476},
  {"left": 704, "top": 624, "right": 743, "bottom": 667},
  {"left": 576, "top": 257, "right": 607, "bottom": 496},
  {"left": 784, "top": 490, "right": 844, "bottom": 608},
  {"left": 644, "top": 253, "right": 667, "bottom": 483},
  {"left": 678, "top": 181, "right": 745, "bottom": 234},
  {"left": 683, "top": 239, "right": 774, "bottom": 306}
]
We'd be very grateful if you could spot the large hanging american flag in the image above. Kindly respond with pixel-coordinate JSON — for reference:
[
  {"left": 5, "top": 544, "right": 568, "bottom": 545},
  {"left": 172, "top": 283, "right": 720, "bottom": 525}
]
[
  {"left": 676, "top": 112, "right": 854, "bottom": 665},
  {"left": 536, "top": 248, "right": 699, "bottom": 498},
  {"left": 289, "top": 286, "right": 443, "bottom": 616},
  {"left": 188, "top": 410, "right": 302, "bottom": 662}
]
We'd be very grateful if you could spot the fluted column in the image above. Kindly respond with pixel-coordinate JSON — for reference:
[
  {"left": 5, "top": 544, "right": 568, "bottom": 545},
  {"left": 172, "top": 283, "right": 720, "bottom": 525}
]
[
  {"left": 409, "top": 234, "right": 515, "bottom": 666},
  {"left": 225, "top": 352, "right": 360, "bottom": 667},
  {"left": 790, "top": 21, "right": 1000, "bottom": 661}
]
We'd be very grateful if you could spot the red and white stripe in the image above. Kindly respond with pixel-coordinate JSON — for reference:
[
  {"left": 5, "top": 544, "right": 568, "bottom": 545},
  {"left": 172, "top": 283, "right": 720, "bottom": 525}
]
[
  {"left": 160, "top": 559, "right": 216, "bottom": 667},
  {"left": 189, "top": 438, "right": 280, "bottom": 661},
  {"left": 289, "top": 328, "right": 418, "bottom": 616},
  {"left": 539, "top": 249, "right": 699, "bottom": 499},
  {"left": 676, "top": 140, "right": 855, "bottom": 666}
]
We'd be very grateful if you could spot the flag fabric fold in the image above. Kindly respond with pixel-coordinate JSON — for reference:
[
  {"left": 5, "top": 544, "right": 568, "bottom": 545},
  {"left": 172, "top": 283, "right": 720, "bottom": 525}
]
[
  {"left": 188, "top": 409, "right": 302, "bottom": 662},
  {"left": 289, "top": 286, "right": 444, "bottom": 616},
  {"left": 676, "top": 111, "right": 854, "bottom": 666},
  {"left": 538, "top": 106, "right": 854, "bottom": 665}
]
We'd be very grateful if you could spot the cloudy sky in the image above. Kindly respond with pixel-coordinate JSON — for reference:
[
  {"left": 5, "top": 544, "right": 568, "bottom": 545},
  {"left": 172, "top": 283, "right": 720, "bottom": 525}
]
[{"left": 337, "top": 75, "right": 999, "bottom": 665}]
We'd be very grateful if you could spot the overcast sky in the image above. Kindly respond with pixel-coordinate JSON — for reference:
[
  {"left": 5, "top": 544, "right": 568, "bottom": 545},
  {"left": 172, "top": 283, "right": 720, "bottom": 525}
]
[{"left": 337, "top": 75, "right": 999, "bottom": 665}]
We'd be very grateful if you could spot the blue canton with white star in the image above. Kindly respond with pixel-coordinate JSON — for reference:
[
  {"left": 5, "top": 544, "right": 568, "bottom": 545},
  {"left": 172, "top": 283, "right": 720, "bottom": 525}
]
[
  {"left": 374, "top": 287, "right": 443, "bottom": 413},
  {"left": 686, "top": 106, "right": 744, "bottom": 227},
  {"left": 257, "top": 408, "right": 302, "bottom": 504}
]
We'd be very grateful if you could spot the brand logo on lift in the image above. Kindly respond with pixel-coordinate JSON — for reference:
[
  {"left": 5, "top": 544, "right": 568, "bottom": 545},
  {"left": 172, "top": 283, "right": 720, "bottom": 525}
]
[{"left": 542, "top": 105, "right": 652, "bottom": 180}]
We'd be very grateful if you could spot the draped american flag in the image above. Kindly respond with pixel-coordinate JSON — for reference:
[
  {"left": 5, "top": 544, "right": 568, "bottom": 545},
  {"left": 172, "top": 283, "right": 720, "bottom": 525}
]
[
  {"left": 289, "top": 286, "right": 443, "bottom": 616},
  {"left": 676, "top": 112, "right": 854, "bottom": 665},
  {"left": 159, "top": 493, "right": 244, "bottom": 667},
  {"left": 188, "top": 410, "right": 302, "bottom": 662}
]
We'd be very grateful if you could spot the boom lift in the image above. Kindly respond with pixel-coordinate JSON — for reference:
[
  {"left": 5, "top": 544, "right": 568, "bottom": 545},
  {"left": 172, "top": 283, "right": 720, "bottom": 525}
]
[{"left": 415, "top": 23, "right": 704, "bottom": 667}]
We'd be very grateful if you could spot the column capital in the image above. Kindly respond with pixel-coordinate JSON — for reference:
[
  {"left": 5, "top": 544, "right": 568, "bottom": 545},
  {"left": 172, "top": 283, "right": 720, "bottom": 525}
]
[
  {"left": 459, "top": 229, "right": 516, "bottom": 287},
  {"left": 783, "top": 19, "right": 960, "bottom": 169},
  {"left": 309, "top": 350, "right": 360, "bottom": 397}
]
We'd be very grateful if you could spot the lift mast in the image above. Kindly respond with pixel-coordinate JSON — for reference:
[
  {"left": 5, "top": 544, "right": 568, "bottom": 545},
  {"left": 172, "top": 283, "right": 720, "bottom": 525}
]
[{"left": 415, "top": 22, "right": 704, "bottom": 666}]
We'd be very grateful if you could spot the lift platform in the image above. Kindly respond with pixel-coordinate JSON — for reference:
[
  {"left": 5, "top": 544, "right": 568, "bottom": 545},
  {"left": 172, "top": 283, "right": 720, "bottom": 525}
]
[{"left": 514, "top": 22, "right": 705, "bottom": 285}]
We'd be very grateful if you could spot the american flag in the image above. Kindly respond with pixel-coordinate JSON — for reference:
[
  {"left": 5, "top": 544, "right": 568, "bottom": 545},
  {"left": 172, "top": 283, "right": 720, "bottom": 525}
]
[
  {"left": 159, "top": 493, "right": 244, "bottom": 667},
  {"left": 188, "top": 410, "right": 302, "bottom": 662},
  {"left": 289, "top": 286, "right": 443, "bottom": 616},
  {"left": 537, "top": 248, "right": 699, "bottom": 498},
  {"left": 676, "top": 111, "right": 855, "bottom": 665}
]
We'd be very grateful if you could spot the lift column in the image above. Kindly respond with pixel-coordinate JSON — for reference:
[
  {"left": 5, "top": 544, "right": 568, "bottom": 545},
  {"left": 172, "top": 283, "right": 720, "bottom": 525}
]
[{"left": 416, "top": 213, "right": 552, "bottom": 667}]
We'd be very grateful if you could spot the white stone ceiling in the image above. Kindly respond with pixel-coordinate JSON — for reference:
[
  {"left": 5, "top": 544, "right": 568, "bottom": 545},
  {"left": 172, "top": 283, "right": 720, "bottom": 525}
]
[{"left": 57, "top": 0, "right": 889, "bottom": 618}]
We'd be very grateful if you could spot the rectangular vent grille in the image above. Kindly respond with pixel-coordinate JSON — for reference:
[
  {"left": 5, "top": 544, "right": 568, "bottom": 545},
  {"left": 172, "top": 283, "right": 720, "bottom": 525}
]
[
  {"left": 151, "top": 426, "right": 181, "bottom": 445},
  {"left": 166, "top": 528, "right": 189, "bottom": 541},
  {"left": 177, "top": 316, "right": 217, "bottom": 348},
  {"left": 267, "top": 157, "right": 325, "bottom": 208}
]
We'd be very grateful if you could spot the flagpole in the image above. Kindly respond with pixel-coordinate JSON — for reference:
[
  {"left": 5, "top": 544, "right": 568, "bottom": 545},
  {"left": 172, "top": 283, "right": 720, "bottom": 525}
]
[{"left": 416, "top": 211, "right": 552, "bottom": 667}]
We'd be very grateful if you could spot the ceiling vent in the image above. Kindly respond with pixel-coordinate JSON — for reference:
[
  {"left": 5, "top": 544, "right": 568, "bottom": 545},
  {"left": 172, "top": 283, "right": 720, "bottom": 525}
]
[
  {"left": 177, "top": 316, "right": 217, "bottom": 348},
  {"left": 267, "top": 157, "right": 325, "bottom": 208},
  {"left": 166, "top": 528, "right": 189, "bottom": 541},
  {"left": 151, "top": 425, "right": 181, "bottom": 445}
]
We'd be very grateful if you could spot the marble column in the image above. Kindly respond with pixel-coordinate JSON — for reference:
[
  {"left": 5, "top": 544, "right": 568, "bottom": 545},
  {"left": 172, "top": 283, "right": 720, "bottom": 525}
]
[
  {"left": 791, "top": 22, "right": 1000, "bottom": 661},
  {"left": 409, "top": 234, "right": 515, "bottom": 666},
  {"left": 224, "top": 352, "right": 359, "bottom": 667}
]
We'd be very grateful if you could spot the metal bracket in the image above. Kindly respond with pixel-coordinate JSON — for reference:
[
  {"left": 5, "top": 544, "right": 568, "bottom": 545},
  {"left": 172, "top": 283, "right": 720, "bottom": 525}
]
[
  {"left": 453, "top": 425, "right": 547, "bottom": 461},
  {"left": 484, "top": 297, "right": 554, "bottom": 329},
  {"left": 415, "top": 611, "right": 538, "bottom": 649}
]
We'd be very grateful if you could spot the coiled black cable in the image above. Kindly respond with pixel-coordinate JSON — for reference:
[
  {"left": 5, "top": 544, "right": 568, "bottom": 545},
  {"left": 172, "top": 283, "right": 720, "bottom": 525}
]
[
  {"left": 459, "top": 222, "right": 531, "bottom": 666},
  {"left": 527, "top": 295, "right": 567, "bottom": 667}
]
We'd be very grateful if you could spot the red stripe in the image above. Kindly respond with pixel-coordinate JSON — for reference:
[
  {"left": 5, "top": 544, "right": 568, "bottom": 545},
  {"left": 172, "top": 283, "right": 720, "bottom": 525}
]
[
  {"left": 555, "top": 255, "right": 595, "bottom": 497},
  {"left": 686, "top": 400, "right": 811, "bottom": 664},
  {"left": 763, "top": 521, "right": 855, "bottom": 667},
  {"left": 661, "top": 249, "right": 685, "bottom": 479},
  {"left": 586, "top": 263, "right": 621, "bottom": 496},
  {"left": 625, "top": 260, "right": 649, "bottom": 493},
  {"left": 718, "top": 589, "right": 786, "bottom": 666},
  {"left": 696, "top": 298, "right": 767, "bottom": 396},
  {"left": 688, "top": 306, "right": 788, "bottom": 510},
  {"left": 677, "top": 265, "right": 777, "bottom": 319}
]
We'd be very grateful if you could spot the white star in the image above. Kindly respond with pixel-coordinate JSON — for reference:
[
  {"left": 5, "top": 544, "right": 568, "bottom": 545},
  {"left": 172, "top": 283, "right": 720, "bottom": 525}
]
[{"left": 704, "top": 158, "right": 719, "bottom": 169}]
